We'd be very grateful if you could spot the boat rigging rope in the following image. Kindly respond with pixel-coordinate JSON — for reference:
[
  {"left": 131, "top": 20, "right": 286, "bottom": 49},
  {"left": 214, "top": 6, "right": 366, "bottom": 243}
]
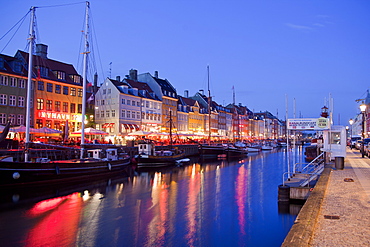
[{"left": 0, "top": 10, "right": 30, "bottom": 54}]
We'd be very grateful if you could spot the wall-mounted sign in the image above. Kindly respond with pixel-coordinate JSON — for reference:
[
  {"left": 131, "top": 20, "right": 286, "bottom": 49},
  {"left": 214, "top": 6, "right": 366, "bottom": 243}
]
[{"left": 287, "top": 118, "right": 330, "bottom": 130}]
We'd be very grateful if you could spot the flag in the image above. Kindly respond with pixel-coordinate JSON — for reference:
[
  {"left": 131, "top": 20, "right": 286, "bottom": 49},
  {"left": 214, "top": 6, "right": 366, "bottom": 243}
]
[
  {"left": 87, "top": 94, "right": 94, "bottom": 103},
  {"left": 37, "top": 68, "right": 41, "bottom": 80}
]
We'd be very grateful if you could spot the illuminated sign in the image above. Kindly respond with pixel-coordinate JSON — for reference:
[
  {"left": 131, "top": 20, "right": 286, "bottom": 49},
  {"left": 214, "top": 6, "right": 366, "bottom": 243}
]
[
  {"left": 38, "top": 111, "right": 82, "bottom": 121},
  {"left": 287, "top": 118, "right": 329, "bottom": 130}
]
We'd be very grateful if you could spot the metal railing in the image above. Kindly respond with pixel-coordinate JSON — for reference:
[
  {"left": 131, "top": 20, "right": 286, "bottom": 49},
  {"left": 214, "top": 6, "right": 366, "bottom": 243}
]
[{"left": 282, "top": 152, "right": 325, "bottom": 186}]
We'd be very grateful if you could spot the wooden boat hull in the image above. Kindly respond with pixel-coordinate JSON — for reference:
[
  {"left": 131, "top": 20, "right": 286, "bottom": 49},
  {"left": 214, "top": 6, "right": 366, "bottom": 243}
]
[
  {"left": 135, "top": 153, "right": 186, "bottom": 167},
  {"left": 224, "top": 147, "right": 246, "bottom": 157},
  {"left": 199, "top": 145, "right": 225, "bottom": 159},
  {"left": 0, "top": 157, "right": 131, "bottom": 187}
]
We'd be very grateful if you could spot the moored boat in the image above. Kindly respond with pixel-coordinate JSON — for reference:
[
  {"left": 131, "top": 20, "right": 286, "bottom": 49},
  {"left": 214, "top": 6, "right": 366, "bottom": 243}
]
[
  {"left": 134, "top": 141, "right": 186, "bottom": 167},
  {"left": 0, "top": 148, "right": 131, "bottom": 187}
]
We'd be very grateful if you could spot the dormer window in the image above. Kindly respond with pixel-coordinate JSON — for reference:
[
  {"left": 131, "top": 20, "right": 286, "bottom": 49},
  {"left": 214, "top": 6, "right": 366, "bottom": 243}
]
[
  {"left": 54, "top": 71, "right": 65, "bottom": 80},
  {"left": 39, "top": 66, "right": 48, "bottom": 77},
  {"left": 70, "top": 75, "right": 81, "bottom": 83}
]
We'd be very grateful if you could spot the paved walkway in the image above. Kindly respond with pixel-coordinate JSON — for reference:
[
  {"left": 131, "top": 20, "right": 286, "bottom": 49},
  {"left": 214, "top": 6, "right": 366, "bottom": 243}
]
[
  {"left": 282, "top": 148, "right": 370, "bottom": 246},
  {"left": 309, "top": 149, "right": 370, "bottom": 246}
]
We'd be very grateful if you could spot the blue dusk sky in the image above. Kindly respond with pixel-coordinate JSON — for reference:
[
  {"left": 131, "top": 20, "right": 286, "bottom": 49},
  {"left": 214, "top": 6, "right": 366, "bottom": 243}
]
[{"left": 1, "top": 0, "right": 370, "bottom": 125}]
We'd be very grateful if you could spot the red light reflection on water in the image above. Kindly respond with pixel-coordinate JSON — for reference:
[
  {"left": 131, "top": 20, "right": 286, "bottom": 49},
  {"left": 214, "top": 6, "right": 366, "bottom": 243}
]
[
  {"left": 185, "top": 164, "right": 201, "bottom": 246},
  {"left": 236, "top": 165, "right": 247, "bottom": 235},
  {"left": 24, "top": 192, "right": 82, "bottom": 247}
]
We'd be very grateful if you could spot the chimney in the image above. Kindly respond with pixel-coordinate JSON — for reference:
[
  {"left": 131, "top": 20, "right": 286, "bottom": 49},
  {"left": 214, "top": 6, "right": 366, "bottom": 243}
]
[
  {"left": 199, "top": 89, "right": 204, "bottom": 95},
  {"left": 154, "top": 71, "right": 159, "bottom": 78},
  {"left": 36, "top": 44, "right": 48, "bottom": 59},
  {"left": 116, "top": 76, "right": 121, "bottom": 82},
  {"left": 184, "top": 90, "right": 189, "bottom": 98},
  {"left": 129, "top": 69, "right": 137, "bottom": 81}
]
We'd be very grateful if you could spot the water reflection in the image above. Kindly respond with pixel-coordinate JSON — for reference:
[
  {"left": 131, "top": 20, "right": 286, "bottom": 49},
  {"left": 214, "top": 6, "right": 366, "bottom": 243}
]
[{"left": 0, "top": 150, "right": 303, "bottom": 247}]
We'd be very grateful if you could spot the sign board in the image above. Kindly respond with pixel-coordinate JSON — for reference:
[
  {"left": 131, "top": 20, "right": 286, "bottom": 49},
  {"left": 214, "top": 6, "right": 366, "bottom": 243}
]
[{"left": 287, "top": 118, "right": 330, "bottom": 130}]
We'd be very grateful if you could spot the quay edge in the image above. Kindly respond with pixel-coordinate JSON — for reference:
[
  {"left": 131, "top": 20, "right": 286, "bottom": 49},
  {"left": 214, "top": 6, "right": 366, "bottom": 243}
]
[{"left": 281, "top": 165, "right": 331, "bottom": 247}]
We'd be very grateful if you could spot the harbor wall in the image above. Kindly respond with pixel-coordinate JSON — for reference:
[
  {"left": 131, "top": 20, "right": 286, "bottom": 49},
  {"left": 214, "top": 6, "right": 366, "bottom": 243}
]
[{"left": 281, "top": 166, "right": 331, "bottom": 246}]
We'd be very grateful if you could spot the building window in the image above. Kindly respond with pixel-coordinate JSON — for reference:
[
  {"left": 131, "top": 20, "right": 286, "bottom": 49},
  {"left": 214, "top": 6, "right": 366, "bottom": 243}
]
[
  {"left": 121, "top": 110, "right": 125, "bottom": 118},
  {"left": 103, "top": 89, "right": 106, "bottom": 94},
  {"left": 37, "top": 81, "right": 44, "bottom": 91},
  {"left": 108, "top": 88, "right": 111, "bottom": 94},
  {"left": 121, "top": 99, "right": 125, "bottom": 104},
  {"left": 77, "top": 104, "right": 82, "bottom": 113},
  {"left": 19, "top": 79, "right": 26, "bottom": 88},
  {"left": 37, "top": 98, "right": 44, "bottom": 110},
  {"left": 45, "top": 83, "right": 52, "bottom": 92},
  {"left": 55, "top": 84, "right": 61, "bottom": 94},
  {"left": 0, "top": 113, "right": 6, "bottom": 124},
  {"left": 36, "top": 119, "right": 43, "bottom": 128},
  {"left": 10, "top": 77, "right": 17, "bottom": 87},
  {"left": 70, "top": 75, "right": 81, "bottom": 83},
  {"left": 8, "top": 114, "right": 15, "bottom": 124},
  {"left": 63, "top": 86, "right": 69, "bottom": 95},
  {"left": 17, "top": 115, "right": 24, "bottom": 125},
  {"left": 18, "top": 96, "right": 25, "bottom": 107},
  {"left": 146, "top": 101, "right": 149, "bottom": 108},
  {"left": 70, "top": 103, "right": 76, "bottom": 113},
  {"left": 127, "top": 100, "right": 131, "bottom": 105},
  {"left": 137, "top": 112, "right": 140, "bottom": 119},
  {"left": 46, "top": 100, "right": 52, "bottom": 110},
  {"left": 106, "top": 110, "right": 109, "bottom": 118},
  {"left": 101, "top": 100, "right": 105, "bottom": 105},
  {"left": 127, "top": 110, "right": 131, "bottom": 118},
  {"left": 45, "top": 120, "right": 52, "bottom": 128},
  {"left": 9, "top": 95, "right": 16, "bottom": 106},
  {"left": 55, "top": 71, "right": 65, "bottom": 80},
  {"left": 63, "top": 102, "right": 68, "bottom": 112},
  {"left": 0, "top": 75, "right": 8, "bottom": 85},
  {"left": 112, "top": 110, "right": 115, "bottom": 117},
  {"left": 55, "top": 101, "right": 61, "bottom": 112},
  {"left": 78, "top": 88, "right": 82, "bottom": 97},
  {"left": 96, "top": 111, "right": 100, "bottom": 118},
  {"left": 0, "top": 94, "right": 7, "bottom": 105},
  {"left": 70, "top": 88, "right": 76, "bottom": 96},
  {"left": 40, "top": 66, "right": 48, "bottom": 77},
  {"left": 101, "top": 111, "right": 104, "bottom": 118}
]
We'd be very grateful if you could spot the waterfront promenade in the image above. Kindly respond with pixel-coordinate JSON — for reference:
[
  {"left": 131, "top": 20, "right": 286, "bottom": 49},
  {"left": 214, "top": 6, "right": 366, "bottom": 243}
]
[{"left": 282, "top": 148, "right": 370, "bottom": 246}]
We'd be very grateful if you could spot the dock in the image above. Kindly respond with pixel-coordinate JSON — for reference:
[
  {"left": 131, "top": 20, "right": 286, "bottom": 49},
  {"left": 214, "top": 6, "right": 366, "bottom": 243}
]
[{"left": 282, "top": 148, "right": 370, "bottom": 246}]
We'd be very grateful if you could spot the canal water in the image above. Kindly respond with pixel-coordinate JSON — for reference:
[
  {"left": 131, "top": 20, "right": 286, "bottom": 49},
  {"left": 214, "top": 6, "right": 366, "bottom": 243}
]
[{"left": 0, "top": 147, "right": 306, "bottom": 247}]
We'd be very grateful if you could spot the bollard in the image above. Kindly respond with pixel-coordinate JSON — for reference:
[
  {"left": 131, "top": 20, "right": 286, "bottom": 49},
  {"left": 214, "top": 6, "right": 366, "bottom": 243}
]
[
  {"left": 335, "top": 157, "right": 344, "bottom": 170},
  {"left": 278, "top": 184, "right": 290, "bottom": 202}
]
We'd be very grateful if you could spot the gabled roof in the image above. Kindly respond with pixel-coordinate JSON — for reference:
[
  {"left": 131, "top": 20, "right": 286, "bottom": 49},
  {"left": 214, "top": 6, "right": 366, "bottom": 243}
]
[
  {"left": 125, "top": 79, "right": 154, "bottom": 93},
  {"left": 0, "top": 54, "right": 22, "bottom": 76},
  {"left": 17, "top": 50, "right": 82, "bottom": 85}
]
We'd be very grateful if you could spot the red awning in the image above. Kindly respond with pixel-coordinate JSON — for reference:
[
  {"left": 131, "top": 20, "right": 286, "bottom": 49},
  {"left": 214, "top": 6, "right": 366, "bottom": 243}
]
[
  {"left": 134, "top": 124, "right": 139, "bottom": 130},
  {"left": 123, "top": 124, "right": 129, "bottom": 129},
  {"left": 129, "top": 124, "right": 135, "bottom": 129}
]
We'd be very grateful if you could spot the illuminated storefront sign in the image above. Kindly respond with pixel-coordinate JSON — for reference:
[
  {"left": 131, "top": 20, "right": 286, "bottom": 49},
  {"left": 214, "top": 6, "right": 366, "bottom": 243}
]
[{"left": 38, "top": 111, "right": 82, "bottom": 121}]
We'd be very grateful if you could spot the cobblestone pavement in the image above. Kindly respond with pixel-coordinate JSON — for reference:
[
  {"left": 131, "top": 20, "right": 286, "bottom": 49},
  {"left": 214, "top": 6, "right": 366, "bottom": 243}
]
[{"left": 309, "top": 148, "right": 370, "bottom": 246}]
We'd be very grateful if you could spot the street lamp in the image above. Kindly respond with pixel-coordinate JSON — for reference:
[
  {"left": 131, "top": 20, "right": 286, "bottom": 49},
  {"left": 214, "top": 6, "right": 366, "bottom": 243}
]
[
  {"left": 349, "top": 118, "right": 353, "bottom": 148},
  {"left": 360, "top": 103, "right": 367, "bottom": 158}
]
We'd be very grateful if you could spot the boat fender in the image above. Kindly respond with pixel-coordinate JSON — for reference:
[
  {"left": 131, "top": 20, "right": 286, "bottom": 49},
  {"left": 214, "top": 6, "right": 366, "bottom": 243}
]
[
  {"left": 55, "top": 165, "right": 60, "bottom": 175},
  {"left": 107, "top": 163, "right": 112, "bottom": 171},
  {"left": 13, "top": 172, "right": 20, "bottom": 180}
]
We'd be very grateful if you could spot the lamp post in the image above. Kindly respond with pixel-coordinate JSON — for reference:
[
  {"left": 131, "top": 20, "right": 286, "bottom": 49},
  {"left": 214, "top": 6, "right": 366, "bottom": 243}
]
[
  {"left": 360, "top": 103, "right": 367, "bottom": 158},
  {"left": 349, "top": 118, "right": 353, "bottom": 149}
]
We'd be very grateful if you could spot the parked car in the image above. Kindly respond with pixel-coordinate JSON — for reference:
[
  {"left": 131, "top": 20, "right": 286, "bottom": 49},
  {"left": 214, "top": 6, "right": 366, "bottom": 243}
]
[{"left": 350, "top": 136, "right": 361, "bottom": 149}]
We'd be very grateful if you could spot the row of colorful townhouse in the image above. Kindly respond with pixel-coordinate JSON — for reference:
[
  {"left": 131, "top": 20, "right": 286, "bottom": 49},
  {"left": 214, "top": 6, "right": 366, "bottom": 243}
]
[{"left": 0, "top": 44, "right": 286, "bottom": 144}]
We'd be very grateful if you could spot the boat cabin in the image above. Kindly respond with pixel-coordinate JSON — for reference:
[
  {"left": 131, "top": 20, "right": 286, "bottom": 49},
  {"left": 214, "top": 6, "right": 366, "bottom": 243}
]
[
  {"left": 137, "top": 142, "right": 155, "bottom": 156},
  {"left": 87, "top": 149, "right": 102, "bottom": 159}
]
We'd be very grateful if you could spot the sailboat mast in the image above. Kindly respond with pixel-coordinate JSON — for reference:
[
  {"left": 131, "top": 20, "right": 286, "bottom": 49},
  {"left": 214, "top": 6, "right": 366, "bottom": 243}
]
[
  {"left": 207, "top": 65, "right": 211, "bottom": 143},
  {"left": 80, "top": 1, "right": 90, "bottom": 159},
  {"left": 25, "top": 6, "right": 36, "bottom": 162}
]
